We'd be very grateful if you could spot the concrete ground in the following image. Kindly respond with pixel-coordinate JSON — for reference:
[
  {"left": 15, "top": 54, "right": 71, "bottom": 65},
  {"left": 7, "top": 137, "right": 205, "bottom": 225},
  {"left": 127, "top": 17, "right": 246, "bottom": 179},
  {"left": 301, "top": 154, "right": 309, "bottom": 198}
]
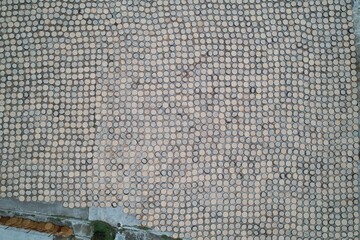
[
  {"left": 0, "top": 198, "right": 174, "bottom": 240},
  {"left": 0, "top": 225, "right": 52, "bottom": 240}
]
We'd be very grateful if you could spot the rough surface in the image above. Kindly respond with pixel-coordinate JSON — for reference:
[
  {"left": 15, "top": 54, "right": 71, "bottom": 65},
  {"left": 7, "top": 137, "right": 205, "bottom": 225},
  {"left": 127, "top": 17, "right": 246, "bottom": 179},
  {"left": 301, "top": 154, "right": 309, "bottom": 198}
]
[
  {"left": 89, "top": 207, "right": 139, "bottom": 227},
  {"left": 0, "top": 0, "right": 359, "bottom": 239},
  {"left": 0, "top": 225, "right": 52, "bottom": 240},
  {"left": 0, "top": 0, "right": 98, "bottom": 208},
  {"left": 0, "top": 198, "right": 88, "bottom": 219}
]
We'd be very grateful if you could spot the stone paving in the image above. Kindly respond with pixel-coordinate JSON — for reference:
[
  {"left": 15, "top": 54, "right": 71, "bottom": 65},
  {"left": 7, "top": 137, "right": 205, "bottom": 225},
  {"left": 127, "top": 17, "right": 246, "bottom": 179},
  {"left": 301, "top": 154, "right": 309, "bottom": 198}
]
[{"left": 0, "top": 0, "right": 359, "bottom": 239}]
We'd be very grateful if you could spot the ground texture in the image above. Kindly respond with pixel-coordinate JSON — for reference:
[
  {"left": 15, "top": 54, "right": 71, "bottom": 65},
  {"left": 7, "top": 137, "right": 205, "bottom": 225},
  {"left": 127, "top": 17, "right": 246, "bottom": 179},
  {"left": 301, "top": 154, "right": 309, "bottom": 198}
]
[{"left": 0, "top": 0, "right": 359, "bottom": 239}]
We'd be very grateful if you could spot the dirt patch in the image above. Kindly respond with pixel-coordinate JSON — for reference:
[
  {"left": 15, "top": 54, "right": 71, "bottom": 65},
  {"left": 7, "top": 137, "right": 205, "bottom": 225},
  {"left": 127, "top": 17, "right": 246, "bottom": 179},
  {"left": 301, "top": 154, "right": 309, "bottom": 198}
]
[{"left": 0, "top": 216, "right": 73, "bottom": 237}]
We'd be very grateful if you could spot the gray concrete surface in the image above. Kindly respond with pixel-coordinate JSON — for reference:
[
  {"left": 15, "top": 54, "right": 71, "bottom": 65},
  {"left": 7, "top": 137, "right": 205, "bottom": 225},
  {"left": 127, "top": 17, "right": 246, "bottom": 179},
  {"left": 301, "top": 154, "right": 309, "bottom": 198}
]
[
  {"left": 0, "top": 225, "right": 52, "bottom": 240},
  {"left": 0, "top": 197, "right": 176, "bottom": 239},
  {"left": 0, "top": 198, "right": 88, "bottom": 220},
  {"left": 89, "top": 207, "right": 139, "bottom": 227}
]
